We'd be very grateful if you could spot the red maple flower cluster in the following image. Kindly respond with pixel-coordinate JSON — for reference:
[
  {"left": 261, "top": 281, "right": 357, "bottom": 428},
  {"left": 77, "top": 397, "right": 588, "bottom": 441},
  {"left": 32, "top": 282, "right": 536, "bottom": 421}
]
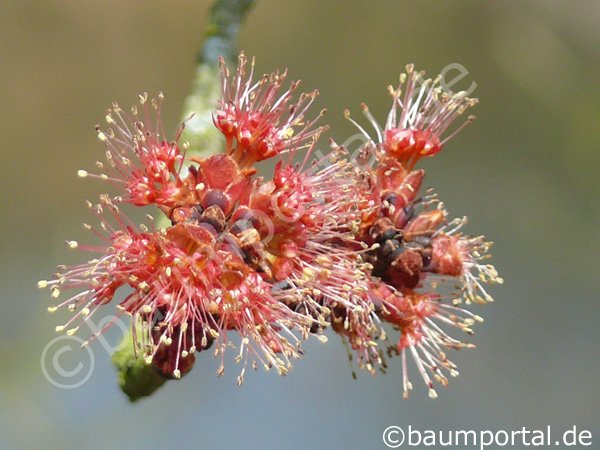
[{"left": 41, "top": 54, "right": 501, "bottom": 397}]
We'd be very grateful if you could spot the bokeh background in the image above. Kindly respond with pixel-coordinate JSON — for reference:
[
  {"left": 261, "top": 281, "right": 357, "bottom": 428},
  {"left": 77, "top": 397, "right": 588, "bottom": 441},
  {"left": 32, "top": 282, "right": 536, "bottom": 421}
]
[{"left": 2, "top": 1, "right": 599, "bottom": 448}]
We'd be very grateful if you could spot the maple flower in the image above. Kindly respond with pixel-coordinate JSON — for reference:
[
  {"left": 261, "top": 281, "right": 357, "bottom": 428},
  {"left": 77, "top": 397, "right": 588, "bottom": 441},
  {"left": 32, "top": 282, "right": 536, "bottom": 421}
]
[
  {"left": 39, "top": 56, "right": 365, "bottom": 384},
  {"left": 41, "top": 172, "right": 310, "bottom": 382},
  {"left": 339, "top": 65, "right": 501, "bottom": 398},
  {"left": 345, "top": 64, "right": 478, "bottom": 171},
  {"left": 40, "top": 56, "right": 501, "bottom": 400},
  {"left": 429, "top": 217, "right": 501, "bottom": 305},
  {"left": 265, "top": 152, "right": 376, "bottom": 340},
  {"left": 214, "top": 52, "right": 326, "bottom": 168},
  {"left": 78, "top": 93, "right": 189, "bottom": 209},
  {"left": 39, "top": 83, "right": 323, "bottom": 380}
]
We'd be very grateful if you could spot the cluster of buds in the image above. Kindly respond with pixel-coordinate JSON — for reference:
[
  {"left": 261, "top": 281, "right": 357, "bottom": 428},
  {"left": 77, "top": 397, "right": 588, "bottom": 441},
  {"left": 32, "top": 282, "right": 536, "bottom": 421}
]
[{"left": 40, "top": 54, "right": 501, "bottom": 398}]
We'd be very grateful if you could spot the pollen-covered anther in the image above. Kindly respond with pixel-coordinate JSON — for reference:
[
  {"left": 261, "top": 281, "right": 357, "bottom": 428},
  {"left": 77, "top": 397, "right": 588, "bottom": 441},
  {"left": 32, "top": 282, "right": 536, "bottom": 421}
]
[{"left": 66, "top": 240, "right": 78, "bottom": 249}]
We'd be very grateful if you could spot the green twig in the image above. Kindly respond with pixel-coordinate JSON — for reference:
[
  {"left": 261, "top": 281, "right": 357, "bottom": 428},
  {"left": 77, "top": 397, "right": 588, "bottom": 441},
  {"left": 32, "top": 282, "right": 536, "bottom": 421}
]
[{"left": 200, "top": 0, "right": 256, "bottom": 68}]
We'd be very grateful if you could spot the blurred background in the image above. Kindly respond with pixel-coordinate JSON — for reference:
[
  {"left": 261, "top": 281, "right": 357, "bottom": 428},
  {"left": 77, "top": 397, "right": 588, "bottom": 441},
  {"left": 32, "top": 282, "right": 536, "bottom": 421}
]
[{"left": 1, "top": 0, "right": 599, "bottom": 448}]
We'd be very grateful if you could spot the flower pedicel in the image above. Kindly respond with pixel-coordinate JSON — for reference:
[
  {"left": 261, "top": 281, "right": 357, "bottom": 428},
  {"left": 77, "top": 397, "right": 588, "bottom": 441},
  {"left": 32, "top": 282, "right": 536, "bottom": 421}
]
[{"left": 40, "top": 54, "right": 501, "bottom": 398}]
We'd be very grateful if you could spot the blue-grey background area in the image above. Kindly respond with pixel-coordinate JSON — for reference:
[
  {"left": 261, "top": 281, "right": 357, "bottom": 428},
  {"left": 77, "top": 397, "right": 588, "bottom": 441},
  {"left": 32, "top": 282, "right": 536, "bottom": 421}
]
[{"left": 1, "top": 1, "right": 598, "bottom": 449}]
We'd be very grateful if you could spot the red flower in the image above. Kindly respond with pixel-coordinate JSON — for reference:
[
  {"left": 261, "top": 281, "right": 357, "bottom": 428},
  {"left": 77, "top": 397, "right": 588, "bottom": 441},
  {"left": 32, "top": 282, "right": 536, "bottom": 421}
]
[
  {"left": 336, "top": 65, "right": 500, "bottom": 397},
  {"left": 79, "top": 93, "right": 188, "bottom": 208},
  {"left": 345, "top": 64, "right": 478, "bottom": 171},
  {"left": 41, "top": 58, "right": 501, "bottom": 399},
  {"left": 214, "top": 52, "right": 326, "bottom": 168},
  {"left": 41, "top": 63, "right": 362, "bottom": 382}
]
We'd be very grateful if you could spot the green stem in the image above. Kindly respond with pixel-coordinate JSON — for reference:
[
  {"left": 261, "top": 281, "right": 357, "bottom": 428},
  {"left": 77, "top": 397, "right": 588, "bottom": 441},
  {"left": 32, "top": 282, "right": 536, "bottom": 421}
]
[
  {"left": 200, "top": 0, "right": 256, "bottom": 68},
  {"left": 112, "top": 324, "right": 167, "bottom": 402}
]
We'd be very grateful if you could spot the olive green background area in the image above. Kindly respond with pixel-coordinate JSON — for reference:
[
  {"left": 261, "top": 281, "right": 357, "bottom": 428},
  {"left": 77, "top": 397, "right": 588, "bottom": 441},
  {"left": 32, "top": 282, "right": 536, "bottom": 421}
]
[{"left": 2, "top": 1, "right": 599, "bottom": 448}]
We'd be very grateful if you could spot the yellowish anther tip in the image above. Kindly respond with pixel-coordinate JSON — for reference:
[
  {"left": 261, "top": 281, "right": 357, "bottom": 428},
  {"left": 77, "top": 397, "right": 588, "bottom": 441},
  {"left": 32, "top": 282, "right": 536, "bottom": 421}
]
[
  {"left": 38, "top": 280, "right": 48, "bottom": 289},
  {"left": 428, "top": 388, "right": 438, "bottom": 399},
  {"left": 55, "top": 325, "right": 65, "bottom": 332},
  {"left": 66, "top": 240, "right": 78, "bottom": 249},
  {"left": 66, "top": 328, "right": 78, "bottom": 336},
  {"left": 47, "top": 306, "right": 58, "bottom": 313},
  {"left": 77, "top": 170, "right": 88, "bottom": 178},
  {"left": 173, "top": 369, "right": 181, "bottom": 379}
]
